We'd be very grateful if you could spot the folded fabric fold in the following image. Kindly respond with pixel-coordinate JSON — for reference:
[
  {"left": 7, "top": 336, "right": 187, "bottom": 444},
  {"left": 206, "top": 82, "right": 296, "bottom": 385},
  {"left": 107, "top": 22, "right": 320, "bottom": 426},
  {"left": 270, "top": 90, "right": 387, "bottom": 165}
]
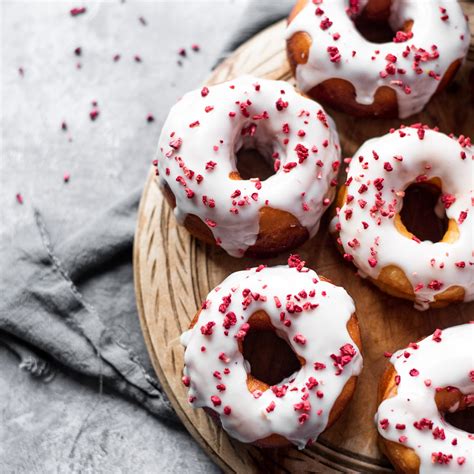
[{"left": 0, "top": 189, "right": 179, "bottom": 425}]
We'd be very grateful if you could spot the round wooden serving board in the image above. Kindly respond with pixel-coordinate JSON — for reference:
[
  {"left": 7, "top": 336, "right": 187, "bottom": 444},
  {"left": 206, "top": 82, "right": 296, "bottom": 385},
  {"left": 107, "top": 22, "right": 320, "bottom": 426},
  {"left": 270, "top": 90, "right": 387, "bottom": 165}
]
[{"left": 135, "top": 7, "right": 474, "bottom": 473}]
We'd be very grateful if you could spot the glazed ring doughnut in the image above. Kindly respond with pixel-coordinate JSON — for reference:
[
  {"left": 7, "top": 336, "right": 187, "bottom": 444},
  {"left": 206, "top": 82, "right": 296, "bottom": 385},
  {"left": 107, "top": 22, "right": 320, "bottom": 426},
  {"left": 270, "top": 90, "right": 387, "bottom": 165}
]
[
  {"left": 376, "top": 324, "right": 474, "bottom": 473},
  {"left": 332, "top": 126, "right": 473, "bottom": 310},
  {"left": 180, "top": 256, "right": 363, "bottom": 448},
  {"left": 154, "top": 75, "right": 341, "bottom": 258},
  {"left": 286, "top": 0, "right": 470, "bottom": 118}
]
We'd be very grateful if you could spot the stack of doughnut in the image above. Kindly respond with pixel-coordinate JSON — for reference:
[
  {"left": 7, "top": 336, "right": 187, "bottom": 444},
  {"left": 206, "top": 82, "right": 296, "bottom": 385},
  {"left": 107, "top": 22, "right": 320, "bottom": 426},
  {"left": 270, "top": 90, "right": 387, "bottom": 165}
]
[
  {"left": 151, "top": 0, "right": 473, "bottom": 463},
  {"left": 286, "top": 0, "right": 470, "bottom": 117}
]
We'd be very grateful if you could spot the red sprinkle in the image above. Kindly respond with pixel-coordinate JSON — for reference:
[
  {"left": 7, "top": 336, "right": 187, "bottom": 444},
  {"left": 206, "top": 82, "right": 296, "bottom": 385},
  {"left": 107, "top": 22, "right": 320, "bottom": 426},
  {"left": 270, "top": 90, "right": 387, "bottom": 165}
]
[
  {"left": 210, "top": 395, "right": 221, "bottom": 406},
  {"left": 266, "top": 401, "right": 276, "bottom": 413},
  {"left": 275, "top": 98, "right": 289, "bottom": 111},
  {"left": 293, "top": 334, "right": 307, "bottom": 345},
  {"left": 70, "top": 7, "right": 86, "bottom": 17},
  {"left": 89, "top": 109, "right": 99, "bottom": 121}
]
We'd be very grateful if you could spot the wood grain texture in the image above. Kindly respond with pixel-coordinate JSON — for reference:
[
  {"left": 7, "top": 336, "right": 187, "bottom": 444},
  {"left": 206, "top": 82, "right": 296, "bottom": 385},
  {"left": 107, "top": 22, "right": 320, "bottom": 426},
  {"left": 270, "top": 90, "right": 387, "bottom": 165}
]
[{"left": 134, "top": 5, "right": 474, "bottom": 473}]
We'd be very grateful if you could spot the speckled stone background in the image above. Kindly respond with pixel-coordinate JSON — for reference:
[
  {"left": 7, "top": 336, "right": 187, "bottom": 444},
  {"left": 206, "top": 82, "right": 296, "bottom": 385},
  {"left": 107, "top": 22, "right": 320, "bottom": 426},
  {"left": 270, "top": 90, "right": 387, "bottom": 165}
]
[{"left": 1, "top": 1, "right": 248, "bottom": 472}]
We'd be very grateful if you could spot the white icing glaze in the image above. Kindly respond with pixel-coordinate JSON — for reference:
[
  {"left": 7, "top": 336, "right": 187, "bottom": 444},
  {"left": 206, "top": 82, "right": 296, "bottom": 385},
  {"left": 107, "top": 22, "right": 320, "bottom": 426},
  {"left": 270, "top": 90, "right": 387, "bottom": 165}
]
[
  {"left": 375, "top": 324, "right": 474, "bottom": 471},
  {"left": 181, "top": 261, "right": 363, "bottom": 448},
  {"left": 332, "top": 127, "right": 473, "bottom": 309},
  {"left": 155, "top": 75, "right": 341, "bottom": 257},
  {"left": 286, "top": 0, "right": 470, "bottom": 118}
]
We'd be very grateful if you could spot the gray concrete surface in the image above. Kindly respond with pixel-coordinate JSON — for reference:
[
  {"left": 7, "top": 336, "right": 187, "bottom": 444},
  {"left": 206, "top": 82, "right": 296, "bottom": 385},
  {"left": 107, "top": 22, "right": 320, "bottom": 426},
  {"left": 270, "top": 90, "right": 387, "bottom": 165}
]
[{"left": 1, "top": 1, "right": 247, "bottom": 471}]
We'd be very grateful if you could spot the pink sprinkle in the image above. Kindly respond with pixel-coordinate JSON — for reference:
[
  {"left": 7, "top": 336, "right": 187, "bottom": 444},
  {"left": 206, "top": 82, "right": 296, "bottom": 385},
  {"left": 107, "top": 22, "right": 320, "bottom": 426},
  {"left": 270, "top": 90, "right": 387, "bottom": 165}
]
[
  {"left": 70, "top": 7, "right": 86, "bottom": 17},
  {"left": 320, "top": 17, "right": 333, "bottom": 30},
  {"left": 368, "top": 258, "right": 377, "bottom": 268},
  {"left": 293, "top": 334, "right": 306, "bottom": 345},
  {"left": 275, "top": 98, "right": 289, "bottom": 111},
  {"left": 428, "top": 280, "right": 443, "bottom": 291},
  {"left": 63, "top": 173, "right": 70, "bottom": 183},
  {"left": 16, "top": 193, "right": 24, "bottom": 205},
  {"left": 210, "top": 395, "right": 221, "bottom": 406},
  {"left": 432, "top": 329, "right": 442, "bottom": 342},
  {"left": 458, "top": 210, "right": 467, "bottom": 224},
  {"left": 266, "top": 401, "right": 276, "bottom": 413},
  {"left": 89, "top": 109, "right": 99, "bottom": 121}
]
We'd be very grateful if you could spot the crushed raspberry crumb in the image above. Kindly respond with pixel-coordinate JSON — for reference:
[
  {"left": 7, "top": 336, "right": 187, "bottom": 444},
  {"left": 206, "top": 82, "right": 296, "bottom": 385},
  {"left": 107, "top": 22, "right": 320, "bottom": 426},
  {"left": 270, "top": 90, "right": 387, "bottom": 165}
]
[
  {"left": 275, "top": 98, "right": 289, "bottom": 111},
  {"left": 293, "top": 333, "right": 307, "bottom": 345},
  {"left": 70, "top": 7, "right": 86, "bottom": 17},
  {"left": 89, "top": 109, "right": 99, "bottom": 121},
  {"left": 200, "top": 321, "right": 216, "bottom": 336},
  {"left": 428, "top": 280, "right": 443, "bottom": 291},
  {"left": 210, "top": 395, "right": 221, "bottom": 406},
  {"left": 266, "top": 401, "right": 276, "bottom": 413},
  {"left": 432, "top": 329, "right": 442, "bottom": 342}
]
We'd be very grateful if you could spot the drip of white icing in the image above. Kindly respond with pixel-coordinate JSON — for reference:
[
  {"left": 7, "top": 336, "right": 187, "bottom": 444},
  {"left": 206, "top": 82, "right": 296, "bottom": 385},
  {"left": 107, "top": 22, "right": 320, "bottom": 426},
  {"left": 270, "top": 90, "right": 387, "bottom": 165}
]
[
  {"left": 333, "top": 127, "right": 473, "bottom": 309},
  {"left": 286, "top": 0, "right": 470, "bottom": 118},
  {"left": 155, "top": 75, "right": 341, "bottom": 257},
  {"left": 375, "top": 324, "right": 474, "bottom": 472},
  {"left": 181, "top": 264, "right": 363, "bottom": 448}
]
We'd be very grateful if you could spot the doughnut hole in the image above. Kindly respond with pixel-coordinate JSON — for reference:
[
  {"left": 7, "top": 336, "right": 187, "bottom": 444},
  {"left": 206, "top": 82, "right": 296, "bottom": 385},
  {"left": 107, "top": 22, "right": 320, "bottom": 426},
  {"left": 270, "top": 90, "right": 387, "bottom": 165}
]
[
  {"left": 378, "top": 364, "right": 474, "bottom": 473},
  {"left": 188, "top": 306, "right": 362, "bottom": 448},
  {"left": 235, "top": 148, "right": 274, "bottom": 181},
  {"left": 353, "top": 0, "right": 398, "bottom": 44},
  {"left": 333, "top": 184, "right": 465, "bottom": 307},
  {"left": 393, "top": 178, "right": 465, "bottom": 305},
  {"left": 241, "top": 312, "right": 301, "bottom": 387},
  {"left": 397, "top": 180, "right": 449, "bottom": 244},
  {"left": 234, "top": 122, "right": 276, "bottom": 181},
  {"left": 286, "top": 0, "right": 462, "bottom": 117}
]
